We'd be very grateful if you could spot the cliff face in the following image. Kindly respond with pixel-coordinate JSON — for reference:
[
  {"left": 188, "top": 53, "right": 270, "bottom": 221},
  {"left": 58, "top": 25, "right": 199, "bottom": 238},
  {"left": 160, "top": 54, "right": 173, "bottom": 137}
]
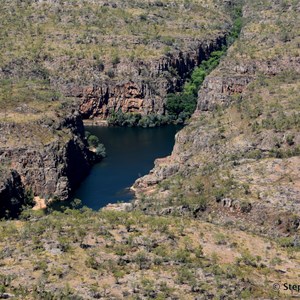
[
  {"left": 0, "top": 112, "right": 93, "bottom": 201},
  {"left": 0, "top": 170, "right": 26, "bottom": 218},
  {"left": 133, "top": 0, "right": 300, "bottom": 238},
  {"left": 78, "top": 36, "right": 227, "bottom": 119}
]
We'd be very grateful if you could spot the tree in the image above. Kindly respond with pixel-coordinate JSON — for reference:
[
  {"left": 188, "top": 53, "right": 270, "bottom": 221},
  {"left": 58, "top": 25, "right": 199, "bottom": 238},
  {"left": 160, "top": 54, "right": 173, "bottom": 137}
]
[
  {"left": 87, "top": 135, "right": 99, "bottom": 148},
  {"left": 165, "top": 93, "right": 197, "bottom": 121}
]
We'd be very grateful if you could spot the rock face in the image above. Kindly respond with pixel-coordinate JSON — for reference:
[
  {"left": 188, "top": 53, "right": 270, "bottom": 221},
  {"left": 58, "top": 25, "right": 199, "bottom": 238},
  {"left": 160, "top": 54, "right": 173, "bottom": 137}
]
[
  {"left": 0, "top": 112, "right": 93, "bottom": 201},
  {"left": 78, "top": 35, "right": 227, "bottom": 119},
  {"left": 0, "top": 170, "right": 26, "bottom": 218},
  {"left": 196, "top": 75, "right": 253, "bottom": 111}
]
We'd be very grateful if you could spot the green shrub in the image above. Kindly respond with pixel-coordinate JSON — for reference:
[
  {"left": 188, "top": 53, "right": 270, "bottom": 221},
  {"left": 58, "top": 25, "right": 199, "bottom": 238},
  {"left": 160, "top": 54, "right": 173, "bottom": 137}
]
[
  {"left": 111, "top": 55, "right": 120, "bottom": 66},
  {"left": 24, "top": 189, "right": 35, "bottom": 207},
  {"left": 85, "top": 256, "right": 101, "bottom": 270},
  {"left": 134, "top": 251, "right": 149, "bottom": 270},
  {"left": 173, "top": 249, "right": 191, "bottom": 263},
  {"left": 85, "top": 131, "right": 91, "bottom": 139},
  {"left": 107, "top": 111, "right": 171, "bottom": 127},
  {"left": 246, "top": 149, "right": 263, "bottom": 160},
  {"left": 165, "top": 93, "right": 197, "bottom": 121},
  {"left": 286, "top": 134, "right": 295, "bottom": 146},
  {"left": 176, "top": 267, "right": 195, "bottom": 285},
  {"left": 57, "top": 236, "right": 71, "bottom": 252},
  {"left": 96, "top": 144, "right": 106, "bottom": 157},
  {"left": 277, "top": 237, "right": 294, "bottom": 248},
  {"left": 87, "top": 135, "right": 99, "bottom": 148},
  {"left": 106, "top": 69, "right": 115, "bottom": 78}
]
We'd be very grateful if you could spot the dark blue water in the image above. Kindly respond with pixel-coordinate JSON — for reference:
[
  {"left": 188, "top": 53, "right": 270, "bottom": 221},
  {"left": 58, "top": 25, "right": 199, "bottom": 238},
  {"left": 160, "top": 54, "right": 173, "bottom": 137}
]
[{"left": 74, "top": 125, "right": 181, "bottom": 210}]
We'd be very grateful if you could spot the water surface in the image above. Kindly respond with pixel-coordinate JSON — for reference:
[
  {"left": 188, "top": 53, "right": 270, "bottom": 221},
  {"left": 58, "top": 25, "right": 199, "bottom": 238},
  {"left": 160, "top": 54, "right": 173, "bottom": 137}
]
[{"left": 74, "top": 125, "right": 181, "bottom": 210}]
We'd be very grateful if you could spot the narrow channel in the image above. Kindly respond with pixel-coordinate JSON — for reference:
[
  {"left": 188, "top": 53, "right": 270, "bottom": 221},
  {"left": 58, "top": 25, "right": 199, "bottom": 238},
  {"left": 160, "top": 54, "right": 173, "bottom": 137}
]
[{"left": 74, "top": 125, "right": 182, "bottom": 210}]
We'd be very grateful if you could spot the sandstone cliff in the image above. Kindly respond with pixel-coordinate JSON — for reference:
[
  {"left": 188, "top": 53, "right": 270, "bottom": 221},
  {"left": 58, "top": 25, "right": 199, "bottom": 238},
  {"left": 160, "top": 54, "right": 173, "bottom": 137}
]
[
  {"left": 0, "top": 109, "right": 94, "bottom": 202},
  {"left": 0, "top": 0, "right": 233, "bottom": 121}
]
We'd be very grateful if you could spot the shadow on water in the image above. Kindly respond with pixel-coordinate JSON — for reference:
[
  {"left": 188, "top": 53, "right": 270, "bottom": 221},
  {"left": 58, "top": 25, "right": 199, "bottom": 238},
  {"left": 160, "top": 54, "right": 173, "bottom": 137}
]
[{"left": 72, "top": 125, "right": 182, "bottom": 210}]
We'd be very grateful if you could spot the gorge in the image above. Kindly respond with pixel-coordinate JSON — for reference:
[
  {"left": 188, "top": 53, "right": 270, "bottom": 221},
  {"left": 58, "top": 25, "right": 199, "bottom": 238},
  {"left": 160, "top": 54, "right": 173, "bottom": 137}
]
[
  {"left": 0, "top": 0, "right": 300, "bottom": 298},
  {"left": 0, "top": 0, "right": 236, "bottom": 211}
]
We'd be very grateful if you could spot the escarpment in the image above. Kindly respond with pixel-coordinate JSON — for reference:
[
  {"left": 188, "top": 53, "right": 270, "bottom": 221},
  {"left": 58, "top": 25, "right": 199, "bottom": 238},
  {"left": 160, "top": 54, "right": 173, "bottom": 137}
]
[
  {"left": 78, "top": 35, "right": 228, "bottom": 119},
  {"left": 133, "top": 0, "right": 300, "bottom": 238},
  {"left": 0, "top": 112, "right": 93, "bottom": 202}
]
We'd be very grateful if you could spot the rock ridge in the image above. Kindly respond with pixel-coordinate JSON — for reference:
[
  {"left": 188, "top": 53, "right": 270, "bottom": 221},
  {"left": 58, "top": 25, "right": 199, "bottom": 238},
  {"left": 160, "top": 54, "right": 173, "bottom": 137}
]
[{"left": 132, "top": 0, "right": 300, "bottom": 238}]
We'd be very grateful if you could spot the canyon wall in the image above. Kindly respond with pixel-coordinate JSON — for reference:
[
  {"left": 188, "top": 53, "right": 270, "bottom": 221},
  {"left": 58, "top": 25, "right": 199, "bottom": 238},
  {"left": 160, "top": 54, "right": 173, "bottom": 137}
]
[
  {"left": 0, "top": 112, "right": 93, "bottom": 201},
  {"left": 77, "top": 35, "right": 227, "bottom": 119},
  {"left": 0, "top": 0, "right": 234, "bottom": 206}
]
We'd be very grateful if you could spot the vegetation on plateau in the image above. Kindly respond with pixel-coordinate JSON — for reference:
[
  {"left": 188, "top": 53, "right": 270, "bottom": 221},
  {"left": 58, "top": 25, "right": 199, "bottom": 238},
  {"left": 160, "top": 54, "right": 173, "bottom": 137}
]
[
  {"left": 0, "top": 207, "right": 298, "bottom": 299},
  {"left": 0, "top": 0, "right": 231, "bottom": 88}
]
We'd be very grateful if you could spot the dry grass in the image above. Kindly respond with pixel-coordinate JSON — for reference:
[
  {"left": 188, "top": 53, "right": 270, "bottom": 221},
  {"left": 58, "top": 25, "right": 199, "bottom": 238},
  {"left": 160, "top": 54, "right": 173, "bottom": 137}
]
[{"left": 0, "top": 209, "right": 298, "bottom": 299}]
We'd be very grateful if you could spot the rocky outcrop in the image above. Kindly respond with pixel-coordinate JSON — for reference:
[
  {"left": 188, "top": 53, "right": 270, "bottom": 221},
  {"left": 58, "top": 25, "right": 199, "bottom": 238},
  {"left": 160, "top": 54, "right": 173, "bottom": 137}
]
[
  {"left": 196, "top": 75, "right": 252, "bottom": 111},
  {"left": 78, "top": 35, "right": 228, "bottom": 119},
  {"left": 0, "top": 112, "right": 93, "bottom": 201},
  {"left": 0, "top": 170, "right": 26, "bottom": 218},
  {"left": 134, "top": 156, "right": 180, "bottom": 191}
]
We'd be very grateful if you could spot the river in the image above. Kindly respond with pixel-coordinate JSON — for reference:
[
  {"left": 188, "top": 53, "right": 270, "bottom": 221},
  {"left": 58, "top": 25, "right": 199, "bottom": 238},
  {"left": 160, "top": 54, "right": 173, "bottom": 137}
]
[{"left": 73, "top": 125, "right": 182, "bottom": 210}]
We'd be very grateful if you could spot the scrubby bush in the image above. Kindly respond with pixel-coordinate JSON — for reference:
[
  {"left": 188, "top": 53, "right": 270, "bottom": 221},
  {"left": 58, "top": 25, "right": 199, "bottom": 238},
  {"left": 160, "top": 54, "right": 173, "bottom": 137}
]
[
  {"left": 87, "top": 135, "right": 99, "bottom": 148},
  {"left": 111, "top": 55, "right": 120, "bottom": 66},
  {"left": 85, "top": 132, "right": 106, "bottom": 158},
  {"left": 107, "top": 111, "right": 171, "bottom": 127},
  {"left": 24, "top": 189, "right": 35, "bottom": 207},
  {"left": 106, "top": 69, "right": 115, "bottom": 78}
]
